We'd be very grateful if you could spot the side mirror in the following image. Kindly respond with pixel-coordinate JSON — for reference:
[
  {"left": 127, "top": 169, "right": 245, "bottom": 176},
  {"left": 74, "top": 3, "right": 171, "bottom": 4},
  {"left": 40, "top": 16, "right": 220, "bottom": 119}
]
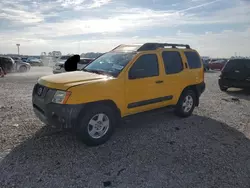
[{"left": 64, "top": 55, "right": 80, "bottom": 72}]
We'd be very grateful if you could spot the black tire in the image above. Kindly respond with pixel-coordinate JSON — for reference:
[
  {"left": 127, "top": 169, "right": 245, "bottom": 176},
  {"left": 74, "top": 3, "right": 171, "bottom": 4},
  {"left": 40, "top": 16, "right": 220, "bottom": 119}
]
[
  {"left": 76, "top": 105, "right": 116, "bottom": 146},
  {"left": 175, "top": 90, "right": 196, "bottom": 117},
  {"left": 19, "top": 66, "right": 27, "bottom": 72}
]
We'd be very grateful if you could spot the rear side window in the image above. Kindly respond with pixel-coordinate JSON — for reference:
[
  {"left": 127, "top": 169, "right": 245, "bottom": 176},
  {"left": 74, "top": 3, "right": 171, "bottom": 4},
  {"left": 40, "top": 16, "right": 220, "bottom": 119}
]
[
  {"left": 162, "top": 51, "right": 183, "bottom": 74},
  {"left": 184, "top": 51, "right": 201, "bottom": 69}
]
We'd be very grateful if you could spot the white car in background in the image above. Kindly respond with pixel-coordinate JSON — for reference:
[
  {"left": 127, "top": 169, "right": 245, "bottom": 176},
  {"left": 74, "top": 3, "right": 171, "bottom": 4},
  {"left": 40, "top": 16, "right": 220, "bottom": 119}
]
[
  {"left": 53, "top": 57, "right": 94, "bottom": 74},
  {"left": 9, "top": 56, "right": 31, "bottom": 72}
]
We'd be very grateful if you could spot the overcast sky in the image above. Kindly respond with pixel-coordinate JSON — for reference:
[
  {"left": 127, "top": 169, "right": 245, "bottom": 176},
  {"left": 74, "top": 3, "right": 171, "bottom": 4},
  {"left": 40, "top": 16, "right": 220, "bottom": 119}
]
[{"left": 0, "top": 0, "right": 249, "bottom": 57}]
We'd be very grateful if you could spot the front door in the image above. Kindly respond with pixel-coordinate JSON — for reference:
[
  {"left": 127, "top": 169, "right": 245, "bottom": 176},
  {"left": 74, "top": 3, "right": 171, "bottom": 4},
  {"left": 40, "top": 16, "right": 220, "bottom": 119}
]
[{"left": 125, "top": 53, "right": 166, "bottom": 115}]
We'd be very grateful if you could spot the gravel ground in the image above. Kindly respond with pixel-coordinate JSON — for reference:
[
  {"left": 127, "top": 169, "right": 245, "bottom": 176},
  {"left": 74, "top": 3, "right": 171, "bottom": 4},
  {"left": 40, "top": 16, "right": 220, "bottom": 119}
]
[{"left": 0, "top": 67, "right": 250, "bottom": 188}]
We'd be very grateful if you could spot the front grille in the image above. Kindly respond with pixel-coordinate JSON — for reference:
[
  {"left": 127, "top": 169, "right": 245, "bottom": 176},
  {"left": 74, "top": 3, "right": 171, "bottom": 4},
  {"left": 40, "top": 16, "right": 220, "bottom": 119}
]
[
  {"left": 33, "top": 84, "right": 56, "bottom": 104},
  {"left": 34, "top": 84, "right": 49, "bottom": 98}
]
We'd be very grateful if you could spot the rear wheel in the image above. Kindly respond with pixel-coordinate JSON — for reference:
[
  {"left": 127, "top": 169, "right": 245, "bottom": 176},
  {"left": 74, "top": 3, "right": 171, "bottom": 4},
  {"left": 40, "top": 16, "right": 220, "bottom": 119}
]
[
  {"left": 175, "top": 90, "right": 196, "bottom": 117},
  {"left": 76, "top": 105, "right": 116, "bottom": 146}
]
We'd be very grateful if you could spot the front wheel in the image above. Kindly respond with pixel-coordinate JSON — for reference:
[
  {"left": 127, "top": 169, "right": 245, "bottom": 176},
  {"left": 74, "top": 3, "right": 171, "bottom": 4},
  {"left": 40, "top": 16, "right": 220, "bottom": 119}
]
[
  {"left": 76, "top": 105, "right": 115, "bottom": 146},
  {"left": 175, "top": 90, "right": 196, "bottom": 117},
  {"left": 19, "top": 66, "right": 27, "bottom": 72}
]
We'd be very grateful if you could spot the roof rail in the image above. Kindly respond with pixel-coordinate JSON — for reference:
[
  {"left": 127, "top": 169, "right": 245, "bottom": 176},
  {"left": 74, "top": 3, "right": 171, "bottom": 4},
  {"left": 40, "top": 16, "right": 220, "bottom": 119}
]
[
  {"left": 110, "top": 45, "right": 122, "bottom": 51},
  {"left": 110, "top": 43, "right": 191, "bottom": 52},
  {"left": 110, "top": 44, "right": 142, "bottom": 52},
  {"left": 137, "top": 43, "right": 190, "bottom": 51}
]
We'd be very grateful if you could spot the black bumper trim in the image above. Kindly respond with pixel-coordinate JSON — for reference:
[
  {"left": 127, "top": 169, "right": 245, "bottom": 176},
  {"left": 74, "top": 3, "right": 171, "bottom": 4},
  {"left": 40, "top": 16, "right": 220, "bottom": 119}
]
[
  {"left": 196, "top": 82, "right": 206, "bottom": 96},
  {"left": 33, "top": 102, "right": 84, "bottom": 129},
  {"left": 219, "top": 78, "right": 250, "bottom": 88},
  {"left": 128, "top": 95, "right": 173, "bottom": 109}
]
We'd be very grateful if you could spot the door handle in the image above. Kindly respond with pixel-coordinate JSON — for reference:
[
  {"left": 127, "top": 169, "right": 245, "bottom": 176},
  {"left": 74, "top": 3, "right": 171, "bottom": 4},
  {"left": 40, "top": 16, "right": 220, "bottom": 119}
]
[{"left": 155, "top": 80, "right": 164, "bottom": 84}]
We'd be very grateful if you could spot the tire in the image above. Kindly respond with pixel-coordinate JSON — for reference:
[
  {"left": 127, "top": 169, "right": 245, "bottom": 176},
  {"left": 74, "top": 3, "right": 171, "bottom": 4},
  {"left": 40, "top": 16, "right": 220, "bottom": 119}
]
[
  {"left": 19, "top": 66, "right": 27, "bottom": 72},
  {"left": 76, "top": 105, "right": 116, "bottom": 146},
  {"left": 175, "top": 90, "right": 196, "bottom": 117}
]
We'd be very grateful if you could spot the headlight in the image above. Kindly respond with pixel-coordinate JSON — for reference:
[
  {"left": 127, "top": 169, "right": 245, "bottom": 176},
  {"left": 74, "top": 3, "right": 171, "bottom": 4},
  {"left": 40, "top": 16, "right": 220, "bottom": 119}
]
[{"left": 52, "top": 90, "right": 71, "bottom": 104}]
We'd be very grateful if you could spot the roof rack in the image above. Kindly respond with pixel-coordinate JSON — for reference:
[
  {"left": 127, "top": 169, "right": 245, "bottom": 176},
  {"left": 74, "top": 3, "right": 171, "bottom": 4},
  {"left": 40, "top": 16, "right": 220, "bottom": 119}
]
[
  {"left": 110, "top": 43, "right": 191, "bottom": 52},
  {"left": 137, "top": 43, "right": 190, "bottom": 51},
  {"left": 110, "top": 44, "right": 142, "bottom": 52}
]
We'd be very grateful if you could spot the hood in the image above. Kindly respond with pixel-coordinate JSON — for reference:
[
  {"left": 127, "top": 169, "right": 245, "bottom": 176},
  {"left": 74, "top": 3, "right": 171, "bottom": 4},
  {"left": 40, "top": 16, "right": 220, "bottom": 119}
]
[{"left": 38, "top": 71, "right": 111, "bottom": 90}]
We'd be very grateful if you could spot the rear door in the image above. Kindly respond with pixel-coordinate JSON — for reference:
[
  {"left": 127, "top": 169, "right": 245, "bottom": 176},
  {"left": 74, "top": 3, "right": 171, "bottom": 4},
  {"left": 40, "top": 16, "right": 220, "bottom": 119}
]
[{"left": 160, "top": 49, "right": 187, "bottom": 104}]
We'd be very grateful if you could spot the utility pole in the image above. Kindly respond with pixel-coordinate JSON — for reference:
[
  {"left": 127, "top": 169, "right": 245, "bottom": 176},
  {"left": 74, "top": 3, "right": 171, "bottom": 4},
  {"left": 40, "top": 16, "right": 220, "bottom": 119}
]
[
  {"left": 78, "top": 42, "right": 81, "bottom": 54},
  {"left": 16, "top": 44, "right": 20, "bottom": 55}
]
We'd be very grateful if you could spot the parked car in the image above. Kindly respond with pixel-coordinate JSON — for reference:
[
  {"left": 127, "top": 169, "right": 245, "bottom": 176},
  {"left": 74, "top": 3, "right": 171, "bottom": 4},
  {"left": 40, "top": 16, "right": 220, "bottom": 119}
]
[
  {"left": 208, "top": 59, "right": 227, "bottom": 70},
  {"left": 0, "top": 56, "right": 15, "bottom": 73},
  {"left": 11, "top": 56, "right": 31, "bottom": 72},
  {"left": 53, "top": 57, "right": 94, "bottom": 74},
  {"left": 14, "top": 59, "right": 31, "bottom": 72},
  {"left": 218, "top": 58, "right": 250, "bottom": 91},
  {"left": 32, "top": 42, "right": 205, "bottom": 146},
  {"left": 21, "top": 57, "right": 28, "bottom": 62},
  {"left": 202, "top": 59, "right": 210, "bottom": 71},
  {"left": 27, "top": 58, "right": 43, "bottom": 66},
  {"left": 0, "top": 56, "right": 31, "bottom": 73}
]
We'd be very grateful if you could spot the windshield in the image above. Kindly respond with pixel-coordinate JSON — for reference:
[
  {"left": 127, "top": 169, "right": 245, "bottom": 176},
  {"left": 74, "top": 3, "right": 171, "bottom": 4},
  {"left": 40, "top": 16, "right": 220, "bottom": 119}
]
[{"left": 83, "top": 52, "right": 136, "bottom": 77}]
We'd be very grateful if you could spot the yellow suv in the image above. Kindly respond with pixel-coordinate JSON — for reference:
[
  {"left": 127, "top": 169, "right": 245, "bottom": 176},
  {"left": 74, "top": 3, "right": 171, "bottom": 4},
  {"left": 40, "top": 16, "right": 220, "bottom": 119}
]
[{"left": 32, "top": 43, "right": 205, "bottom": 146}]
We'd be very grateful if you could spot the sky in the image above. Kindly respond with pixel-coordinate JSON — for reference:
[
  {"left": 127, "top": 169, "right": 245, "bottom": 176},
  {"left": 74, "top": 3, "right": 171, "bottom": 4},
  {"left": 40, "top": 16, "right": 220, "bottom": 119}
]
[{"left": 0, "top": 0, "right": 249, "bottom": 57}]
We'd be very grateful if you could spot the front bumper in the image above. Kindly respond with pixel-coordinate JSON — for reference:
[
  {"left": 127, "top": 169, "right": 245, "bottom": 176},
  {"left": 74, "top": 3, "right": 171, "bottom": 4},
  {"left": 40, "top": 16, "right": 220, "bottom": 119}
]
[{"left": 32, "top": 84, "right": 83, "bottom": 129}]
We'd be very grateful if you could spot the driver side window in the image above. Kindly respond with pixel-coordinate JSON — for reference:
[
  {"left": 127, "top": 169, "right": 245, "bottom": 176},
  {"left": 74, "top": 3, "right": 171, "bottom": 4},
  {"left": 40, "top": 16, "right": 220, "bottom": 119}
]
[{"left": 129, "top": 54, "right": 159, "bottom": 79}]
